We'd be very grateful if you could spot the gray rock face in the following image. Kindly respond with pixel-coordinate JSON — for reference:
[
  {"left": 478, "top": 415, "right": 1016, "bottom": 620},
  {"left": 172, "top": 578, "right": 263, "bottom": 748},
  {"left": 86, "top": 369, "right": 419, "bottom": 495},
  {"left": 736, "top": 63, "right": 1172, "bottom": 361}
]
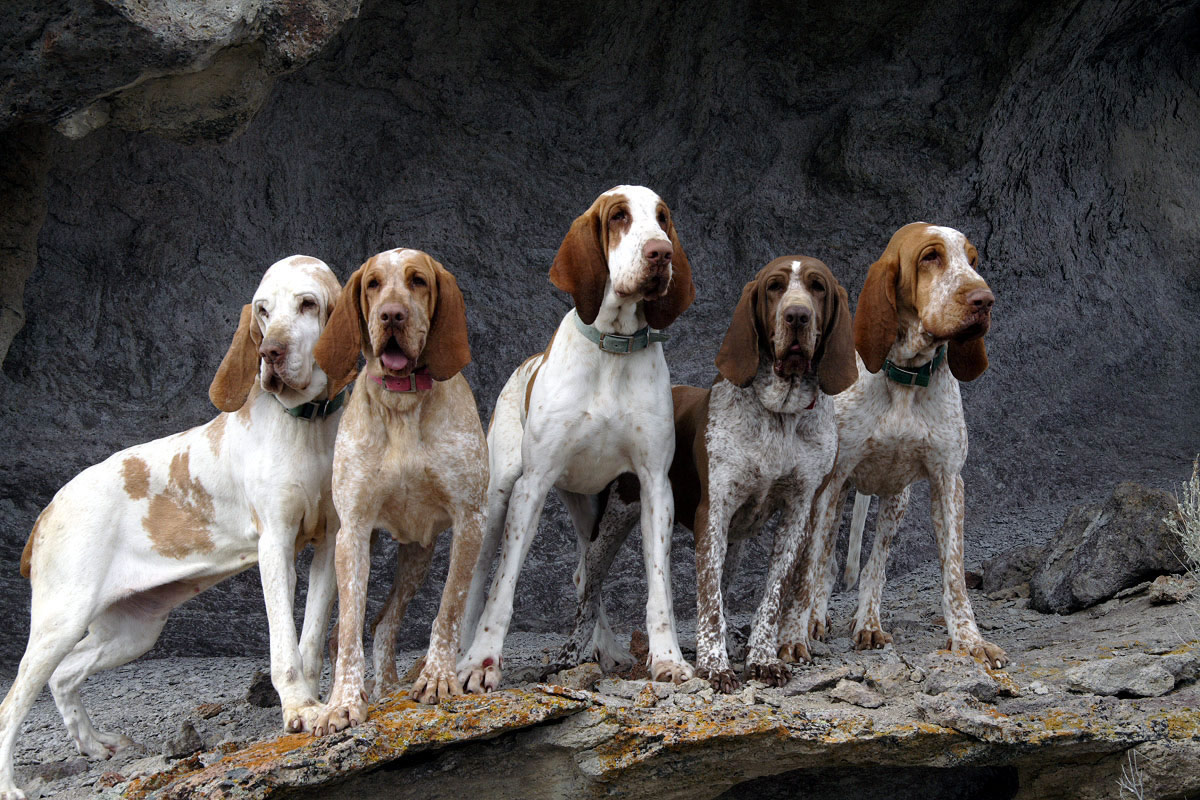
[
  {"left": 981, "top": 543, "right": 1042, "bottom": 595},
  {"left": 1, "top": 0, "right": 1199, "bottom": 666},
  {"left": 1030, "top": 483, "right": 1188, "bottom": 614},
  {"left": 1065, "top": 653, "right": 1179, "bottom": 698}
]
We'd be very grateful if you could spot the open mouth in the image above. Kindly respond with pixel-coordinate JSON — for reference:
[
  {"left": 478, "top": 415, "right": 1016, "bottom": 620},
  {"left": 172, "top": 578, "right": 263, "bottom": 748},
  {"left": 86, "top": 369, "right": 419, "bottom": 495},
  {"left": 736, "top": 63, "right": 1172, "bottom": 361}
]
[{"left": 380, "top": 335, "right": 413, "bottom": 375}]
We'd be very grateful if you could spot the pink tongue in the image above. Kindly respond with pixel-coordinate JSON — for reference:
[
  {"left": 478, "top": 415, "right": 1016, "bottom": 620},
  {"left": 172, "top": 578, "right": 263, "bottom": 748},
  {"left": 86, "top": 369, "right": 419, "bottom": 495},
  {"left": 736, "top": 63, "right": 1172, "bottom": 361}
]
[{"left": 381, "top": 351, "right": 409, "bottom": 371}]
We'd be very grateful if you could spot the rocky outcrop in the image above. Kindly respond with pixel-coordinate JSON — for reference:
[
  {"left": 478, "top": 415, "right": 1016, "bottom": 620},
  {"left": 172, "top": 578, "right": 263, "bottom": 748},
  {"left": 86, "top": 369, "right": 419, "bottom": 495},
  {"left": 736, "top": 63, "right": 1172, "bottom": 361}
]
[{"left": 1030, "top": 483, "right": 1187, "bottom": 614}]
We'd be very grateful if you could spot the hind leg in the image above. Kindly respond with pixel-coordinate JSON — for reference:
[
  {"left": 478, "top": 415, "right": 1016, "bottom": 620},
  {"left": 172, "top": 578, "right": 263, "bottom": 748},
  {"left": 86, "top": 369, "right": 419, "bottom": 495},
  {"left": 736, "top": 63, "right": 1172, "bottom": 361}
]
[
  {"left": 49, "top": 600, "right": 172, "bottom": 758},
  {"left": 0, "top": 606, "right": 92, "bottom": 800},
  {"left": 552, "top": 488, "right": 637, "bottom": 673},
  {"left": 851, "top": 488, "right": 910, "bottom": 649},
  {"left": 370, "top": 542, "right": 435, "bottom": 700}
]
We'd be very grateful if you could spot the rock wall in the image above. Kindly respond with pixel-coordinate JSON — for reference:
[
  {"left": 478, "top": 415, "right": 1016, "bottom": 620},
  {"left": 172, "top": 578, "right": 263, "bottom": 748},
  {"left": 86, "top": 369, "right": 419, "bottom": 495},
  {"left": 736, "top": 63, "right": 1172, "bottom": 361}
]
[{"left": 1, "top": 0, "right": 1198, "bottom": 665}]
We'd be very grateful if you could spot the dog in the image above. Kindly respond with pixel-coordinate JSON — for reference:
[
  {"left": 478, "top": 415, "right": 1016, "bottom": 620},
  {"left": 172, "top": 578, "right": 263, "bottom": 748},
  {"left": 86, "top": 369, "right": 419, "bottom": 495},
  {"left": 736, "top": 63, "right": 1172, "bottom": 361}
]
[
  {"left": 778, "top": 223, "right": 1005, "bottom": 669},
  {"left": 311, "top": 248, "right": 486, "bottom": 734},
  {"left": 0, "top": 255, "right": 345, "bottom": 800},
  {"left": 567, "top": 256, "right": 856, "bottom": 691},
  {"left": 457, "top": 185, "right": 696, "bottom": 691}
]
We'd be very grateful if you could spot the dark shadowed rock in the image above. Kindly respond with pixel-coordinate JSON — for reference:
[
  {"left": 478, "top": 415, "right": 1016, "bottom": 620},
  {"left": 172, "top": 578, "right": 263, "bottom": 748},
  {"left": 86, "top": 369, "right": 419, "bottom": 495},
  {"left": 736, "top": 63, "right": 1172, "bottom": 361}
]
[
  {"left": 1030, "top": 483, "right": 1188, "bottom": 614},
  {"left": 245, "top": 669, "right": 280, "bottom": 708},
  {"left": 982, "top": 543, "right": 1044, "bottom": 594},
  {"left": 162, "top": 721, "right": 205, "bottom": 760}
]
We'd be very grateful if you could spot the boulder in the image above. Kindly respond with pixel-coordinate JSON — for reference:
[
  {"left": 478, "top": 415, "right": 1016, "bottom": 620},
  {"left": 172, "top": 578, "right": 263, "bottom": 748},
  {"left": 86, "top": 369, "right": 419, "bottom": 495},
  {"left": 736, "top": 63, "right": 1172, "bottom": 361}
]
[
  {"left": 1030, "top": 484, "right": 1187, "bottom": 614},
  {"left": 982, "top": 543, "right": 1044, "bottom": 594},
  {"left": 1065, "top": 653, "right": 1178, "bottom": 698}
]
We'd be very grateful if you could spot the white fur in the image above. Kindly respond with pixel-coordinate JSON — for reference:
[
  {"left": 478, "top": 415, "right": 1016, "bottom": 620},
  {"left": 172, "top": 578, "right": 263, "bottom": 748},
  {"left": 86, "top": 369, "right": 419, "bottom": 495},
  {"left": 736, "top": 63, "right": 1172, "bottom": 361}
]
[
  {"left": 0, "top": 256, "right": 343, "bottom": 800},
  {"left": 457, "top": 186, "right": 693, "bottom": 690}
]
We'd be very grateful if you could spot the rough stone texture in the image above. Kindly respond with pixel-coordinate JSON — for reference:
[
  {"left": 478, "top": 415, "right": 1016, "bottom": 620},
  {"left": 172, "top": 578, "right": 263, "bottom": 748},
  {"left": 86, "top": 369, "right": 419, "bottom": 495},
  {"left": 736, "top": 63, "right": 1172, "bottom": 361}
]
[
  {"left": 1148, "top": 573, "right": 1197, "bottom": 604},
  {"left": 1, "top": 0, "right": 1199, "bottom": 668},
  {"left": 829, "top": 678, "right": 884, "bottom": 709},
  {"left": 1030, "top": 483, "right": 1189, "bottom": 614},
  {"left": 161, "top": 722, "right": 205, "bottom": 760},
  {"left": 981, "top": 544, "right": 1043, "bottom": 595},
  {"left": 4, "top": 562, "right": 1199, "bottom": 800},
  {"left": 0, "top": 125, "right": 50, "bottom": 364},
  {"left": 1065, "top": 653, "right": 1180, "bottom": 698}
]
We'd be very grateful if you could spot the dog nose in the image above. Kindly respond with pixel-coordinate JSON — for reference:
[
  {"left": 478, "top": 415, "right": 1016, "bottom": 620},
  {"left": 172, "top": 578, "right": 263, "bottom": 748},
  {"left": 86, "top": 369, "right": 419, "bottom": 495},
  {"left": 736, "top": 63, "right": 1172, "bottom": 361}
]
[
  {"left": 784, "top": 305, "right": 811, "bottom": 328},
  {"left": 379, "top": 303, "right": 407, "bottom": 326},
  {"left": 965, "top": 288, "right": 995, "bottom": 312},
  {"left": 643, "top": 239, "right": 673, "bottom": 266},
  {"left": 259, "top": 339, "right": 286, "bottom": 362}
]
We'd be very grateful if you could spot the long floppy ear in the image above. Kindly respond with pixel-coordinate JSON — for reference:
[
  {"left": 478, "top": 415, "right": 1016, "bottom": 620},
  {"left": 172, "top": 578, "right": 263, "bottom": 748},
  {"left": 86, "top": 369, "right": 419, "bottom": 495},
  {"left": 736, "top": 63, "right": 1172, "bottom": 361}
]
[
  {"left": 853, "top": 249, "right": 900, "bottom": 373},
  {"left": 816, "top": 283, "right": 858, "bottom": 394},
  {"left": 209, "top": 303, "right": 262, "bottom": 412},
  {"left": 643, "top": 221, "right": 696, "bottom": 329},
  {"left": 423, "top": 261, "right": 471, "bottom": 381},
  {"left": 714, "top": 280, "right": 761, "bottom": 388},
  {"left": 549, "top": 210, "right": 609, "bottom": 325},
  {"left": 948, "top": 337, "right": 989, "bottom": 381},
  {"left": 315, "top": 266, "right": 365, "bottom": 392}
]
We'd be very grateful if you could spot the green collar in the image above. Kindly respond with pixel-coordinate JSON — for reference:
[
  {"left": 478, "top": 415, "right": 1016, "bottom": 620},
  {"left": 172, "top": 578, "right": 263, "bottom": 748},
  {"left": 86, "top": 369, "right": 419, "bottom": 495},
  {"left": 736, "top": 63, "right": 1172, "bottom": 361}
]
[
  {"left": 571, "top": 309, "right": 668, "bottom": 354},
  {"left": 285, "top": 386, "right": 349, "bottom": 420},
  {"left": 884, "top": 347, "right": 945, "bottom": 387}
]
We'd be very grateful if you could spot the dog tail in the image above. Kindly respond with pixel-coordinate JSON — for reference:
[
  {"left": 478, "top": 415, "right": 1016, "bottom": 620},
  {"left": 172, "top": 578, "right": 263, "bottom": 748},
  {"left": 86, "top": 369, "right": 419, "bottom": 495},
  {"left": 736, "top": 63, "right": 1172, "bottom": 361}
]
[{"left": 843, "top": 492, "right": 872, "bottom": 590}]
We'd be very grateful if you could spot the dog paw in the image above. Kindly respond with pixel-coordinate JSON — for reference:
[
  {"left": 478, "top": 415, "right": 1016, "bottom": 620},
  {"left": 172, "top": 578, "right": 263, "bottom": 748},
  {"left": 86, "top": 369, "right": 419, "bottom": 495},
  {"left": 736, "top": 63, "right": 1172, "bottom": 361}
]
[
  {"left": 949, "top": 637, "right": 1008, "bottom": 669},
  {"left": 746, "top": 659, "right": 792, "bottom": 687},
  {"left": 76, "top": 730, "right": 138, "bottom": 760},
  {"left": 777, "top": 641, "right": 814, "bottom": 664},
  {"left": 852, "top": 626, "right": 893, "bottom": 650},
  {"left": 283, "top": 701, "right": 323, "bottom": 734},
  {"left": 696, "top": 666, "right": 740, "bottom": 694},
  {"left": 649, "top": 658, "right": 694, "bottom": 684},
  {"left": 312, "top": 690, "right": 369, "bottom": 736},
  {"left": 457, "top": 656, "right": 502, "bottom": 694},
  {"left": 412, "top": 665, "right": 464, "bottom": 704},
  {"left": 809, "top": 615, "right": 832, "bottom": 642}
]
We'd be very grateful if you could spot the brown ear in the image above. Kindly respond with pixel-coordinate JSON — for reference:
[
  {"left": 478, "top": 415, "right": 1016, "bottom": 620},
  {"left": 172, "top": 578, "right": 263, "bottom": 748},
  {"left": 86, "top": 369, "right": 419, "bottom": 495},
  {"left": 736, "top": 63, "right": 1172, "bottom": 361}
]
[
  {"left": 714, "top": 280, "right": 761, "bottom": 388},
  {"left": 315, "top": 265, "right": 366, "bottom": 390},
  {"left": 423, "top": 261, "right": 472, "bottom": 381},
  {"left": 817, "top": 283, "right": 858, "bottom": 394},
  {"left": 853, "top": 249, "right": 900, "bottom": 373},
  {"left": 948, "top": 337, "right": 989, "bottom": 381},
  {"left": 209, "top": 304, "right": 262, "bottom": 412},
  {"left": 550, "top": 209, "right": 609, "bottom": 325},
  {"left": 644, "top": 221, "right": 696, "bottom": 329}
]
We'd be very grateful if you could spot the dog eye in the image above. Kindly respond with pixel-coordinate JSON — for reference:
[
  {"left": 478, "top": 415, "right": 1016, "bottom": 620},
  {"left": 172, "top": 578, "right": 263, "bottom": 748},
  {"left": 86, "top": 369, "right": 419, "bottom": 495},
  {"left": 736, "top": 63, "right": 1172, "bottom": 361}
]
[
  {"left": 657, "top": 211, "right": 668, "bottom": 227},
  {"left": 767, "top": 280, "right": 785, "bottom": 293},
  {"left": 411, "top": 275, "right": 427, "bottom": 288},
  {"left": 921, "top": 250, "right": 940, "bottom": 264},
  {"left": 611, "top": 210, "right": 627, "bottom": 223},
  {"left": 809, "top": 281, "right": 825, "bottom": 294},
  {"left": 367, "top": 278, "right": 380, "bottom": 290},
  {"left": 300, "top": 298, "right": 317, "bottom": 312}
]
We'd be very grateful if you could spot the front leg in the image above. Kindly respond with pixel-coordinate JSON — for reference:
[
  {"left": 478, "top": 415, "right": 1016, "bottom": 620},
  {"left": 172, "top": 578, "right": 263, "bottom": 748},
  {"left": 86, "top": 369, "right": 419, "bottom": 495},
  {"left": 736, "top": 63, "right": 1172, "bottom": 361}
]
[
  {"left": 693, "top": 495, "right": 737, "bottom": 692},
  {"left": 414, "top": 504, "right": 484, "bottom": 704},
  {"left": 297, "top": 511, "right": 338, "bottom": 700},
  {"left": 931, "top": 474, "right": 1007, "bottom": 668},
  {"left": 257, "top": 525, "right": 320, "bottom": 734},
  {"left": 313, "top": 519, "right": 372, "bottom": 735},
  {"left": 851, "top": 488, "right": 909, "bottom": 650},
  {"left": 744, "top": 496, "right": 811, "bottom": 687},
  {"left": 637, "top": 468, "right": 693, "bottom": 684}
]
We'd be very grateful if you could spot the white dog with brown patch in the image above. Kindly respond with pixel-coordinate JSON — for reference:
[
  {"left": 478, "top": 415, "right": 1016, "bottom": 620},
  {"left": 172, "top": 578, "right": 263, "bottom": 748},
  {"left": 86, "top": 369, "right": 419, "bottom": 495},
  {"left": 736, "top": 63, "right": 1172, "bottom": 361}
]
[
  {"left": 0, "top": 256, "right": 345, "bottom": 800},
  {"left": 457, "top": 185, "right": 696, "bottom": 691}
]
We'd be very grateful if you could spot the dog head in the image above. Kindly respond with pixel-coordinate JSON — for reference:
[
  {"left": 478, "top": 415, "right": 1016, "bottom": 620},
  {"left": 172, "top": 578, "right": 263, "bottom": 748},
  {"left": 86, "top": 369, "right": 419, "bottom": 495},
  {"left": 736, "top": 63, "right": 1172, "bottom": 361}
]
[
  {"left": 715, "top": 256, "right": 857, "bottom": 394},
  {"left": 209, "top": 255, "right": 341, "bottom": 412},
  {"left": 549, "top": 185, "right": 695, "bottom": 329},
  {"left": 854, "top": 223, "right": 994, "bottom": 381},
  {"left": 313, "top": 248, "right": 470, "bottom": 394}
]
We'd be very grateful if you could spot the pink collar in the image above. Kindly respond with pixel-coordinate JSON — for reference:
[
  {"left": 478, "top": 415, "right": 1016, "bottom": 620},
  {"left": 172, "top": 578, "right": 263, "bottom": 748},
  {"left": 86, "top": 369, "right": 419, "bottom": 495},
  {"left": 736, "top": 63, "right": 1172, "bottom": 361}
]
[{"left": 369, "top": 368, "right": 434, "bottom": 393}]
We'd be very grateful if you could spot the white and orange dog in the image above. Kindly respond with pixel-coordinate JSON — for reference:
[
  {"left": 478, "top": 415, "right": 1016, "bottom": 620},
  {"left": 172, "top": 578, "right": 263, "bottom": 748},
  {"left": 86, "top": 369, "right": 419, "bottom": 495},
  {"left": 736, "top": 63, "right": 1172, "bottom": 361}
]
[
  {"left": 780, "top": 223, "right": 1005, "bottom": 668},
  {"left": 458, "top": 186, "right": 696, "bottom": 691},
  {"left": 0, "top": 256, "right": 345, "bottom": 800},
  {"left": 312, "top": 249, "right": 487, "bottom": 734}
]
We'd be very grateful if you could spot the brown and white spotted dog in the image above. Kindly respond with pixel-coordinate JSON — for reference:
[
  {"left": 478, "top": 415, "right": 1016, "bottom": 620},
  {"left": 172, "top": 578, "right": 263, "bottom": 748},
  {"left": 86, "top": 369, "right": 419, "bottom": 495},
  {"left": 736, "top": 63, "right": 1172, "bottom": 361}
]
[
  {"left": 0, "top": 256, "right": 346, "bottom": 800},
  {"left": 778, "top": 223, "right": 1005, "bottom": 669},
  {"left": 311, "top": 248, "right": 487, "bottom": 735},
  {"left": 569, "top": 256, "right": 857, "bottom": 692}
]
